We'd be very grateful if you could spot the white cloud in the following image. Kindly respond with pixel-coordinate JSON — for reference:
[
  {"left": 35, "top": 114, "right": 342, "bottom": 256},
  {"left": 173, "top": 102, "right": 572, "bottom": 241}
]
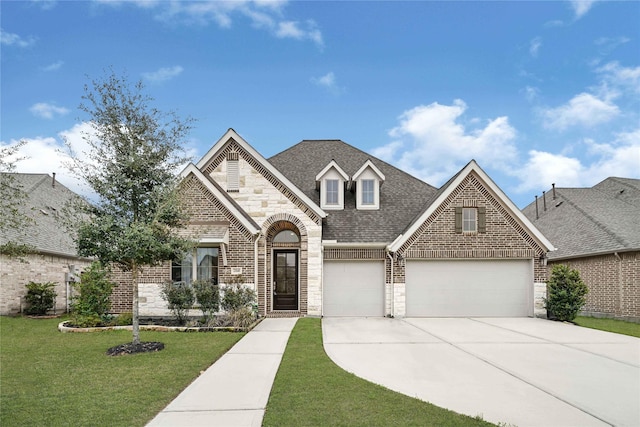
[
  {"left": 596, "top": 61, "right": 640, "bottom": 94},
  {"left": 570, "top": 0, "right": 598, "bottom": 19},
  {"left": 0, "top": 29, "right": 36, "bottom": 47},
  {"left": 373, "top": 100, "right": 518, "bottom": 186},
  {"left": 516, "top": 129, "right": 640, "bottom": 193},
  {"left": 43, "top": 61, "right": 64, "bottom": 71},
  {"left": 97, "top": 0, "right": 324, "bottom": 48},
  {"left": 594, "top": 36, "right": 630, "bottom": 55},
  {"left": 29, "top": 102, "right": 70, "bottom": 119},
  {"left": 142, "top": 65, "right": 184, "bottom": 83},
  {"left": 0, "top": 124, "right": 94, "bottom": 198},
  {"left": 540, "top": 93, "right": 619, "bottom": 130},
  {"left": 311, "top": 72, "right": 342, "bottom": 95},
  {"left": 523, "top": 86, "right": 539, "bottom": 102},
  {"left": 529, "top": 37, "right": 542, "bottom": 58}
]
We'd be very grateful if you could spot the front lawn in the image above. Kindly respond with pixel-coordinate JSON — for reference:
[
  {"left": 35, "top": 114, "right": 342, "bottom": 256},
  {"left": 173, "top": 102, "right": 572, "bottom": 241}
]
[
  {"left": 0, "top": 316, "right": 243, "bottom": 427},
  {"left": 263, "top": 318, "right": 493, "bottom": 427},
  {"left": 574, "top": 316, "right": 640, "bottom": 338}
]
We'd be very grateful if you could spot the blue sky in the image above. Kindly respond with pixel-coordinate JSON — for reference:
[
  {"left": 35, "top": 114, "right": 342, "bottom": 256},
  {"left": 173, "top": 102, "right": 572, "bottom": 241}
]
[{"left": 2, "top": 0, "right": 639, "bottom": 208}]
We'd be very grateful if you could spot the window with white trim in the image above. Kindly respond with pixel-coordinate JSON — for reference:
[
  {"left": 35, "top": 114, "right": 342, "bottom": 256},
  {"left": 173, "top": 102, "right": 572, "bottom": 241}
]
[
  {"left": 172, "top": 247, "right": 219, "bottom": 285},
  {"left": 462, "top": 208, "right": 477, "bottom": 232},
  {"left": 361, "top": 179, "right": 375, "bottom": 205},
  {"left": 325, "top": 179, "right": 339, "bottom": 205}
]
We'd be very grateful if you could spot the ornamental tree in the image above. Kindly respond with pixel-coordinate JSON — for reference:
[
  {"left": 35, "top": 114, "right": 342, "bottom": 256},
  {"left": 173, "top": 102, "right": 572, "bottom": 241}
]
[
  {"left": 65, "top": 70, "right": 195, "bottom": 346},
  {"left": 545, "top": 264, "right": 588, "bottom": 322}
]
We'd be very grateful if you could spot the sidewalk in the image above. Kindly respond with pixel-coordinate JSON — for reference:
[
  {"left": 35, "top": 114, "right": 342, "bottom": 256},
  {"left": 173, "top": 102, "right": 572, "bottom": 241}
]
[{"left": 147, "top": 317, "right": 298, "bottom": 427}]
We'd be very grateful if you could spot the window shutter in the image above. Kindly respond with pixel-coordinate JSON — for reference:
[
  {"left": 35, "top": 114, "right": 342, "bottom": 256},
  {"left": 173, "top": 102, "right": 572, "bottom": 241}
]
[
  {"left": 478, "top": 207, "right": 486, "bottom": 233},
  {"left": 455, "top": 207, "right": 462, "bottom": 233}
]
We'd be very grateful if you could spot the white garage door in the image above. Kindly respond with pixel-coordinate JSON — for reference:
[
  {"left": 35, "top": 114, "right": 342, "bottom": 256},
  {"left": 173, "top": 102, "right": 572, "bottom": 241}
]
[
  {"left": 405, "top": 259, "right": 533, "bottom": 317},
  {"left": 323, "top": 261, "right": 385, "bottom": 317}
]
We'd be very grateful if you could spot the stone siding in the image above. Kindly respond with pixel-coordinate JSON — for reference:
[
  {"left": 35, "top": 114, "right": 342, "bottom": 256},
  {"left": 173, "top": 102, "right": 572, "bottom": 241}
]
[
  {"left": 550, "top": 251, "right": 639, "bottom": 321},
  {"left": 0, "top": 253, "right": 92, "bottom": 315}
]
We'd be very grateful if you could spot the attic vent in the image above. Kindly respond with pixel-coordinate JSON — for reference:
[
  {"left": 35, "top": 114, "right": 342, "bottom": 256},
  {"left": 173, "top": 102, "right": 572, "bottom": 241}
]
[
  {"left": 227, "top": 153, "right": 239, "bottom": 192},
  {"left": 40, "top": 209, "right": 49, "bottom": 215},
  {"left": 555, "top": 201, "right": 563, "bottom": 207}
]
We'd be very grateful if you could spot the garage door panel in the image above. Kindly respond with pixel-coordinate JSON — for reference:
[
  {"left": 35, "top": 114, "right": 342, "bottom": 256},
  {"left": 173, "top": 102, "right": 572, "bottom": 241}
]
[
  {"left": 406, "top": 260, "right": 532, "bottom": 317},
  {"left": 324, "top": 261, "right": 385, "bottom": 317}
]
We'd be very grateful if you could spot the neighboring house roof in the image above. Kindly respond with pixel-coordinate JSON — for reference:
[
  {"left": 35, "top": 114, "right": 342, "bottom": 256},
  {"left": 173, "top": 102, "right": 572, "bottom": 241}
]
[
  {"left": 0, "top": 173, "right": 83, "bottom": 258},
  {"left": 268, "top": 139, "right": 438, "bottom": 243},
  {"left": 522, "top": 177, "right": 640, "bottom": 260},
  {"left": 196, "top": 129, "right": 327, "bottom": 221},
  {"left": 389, "top": 160, "right": 555, "bottom": 253}
]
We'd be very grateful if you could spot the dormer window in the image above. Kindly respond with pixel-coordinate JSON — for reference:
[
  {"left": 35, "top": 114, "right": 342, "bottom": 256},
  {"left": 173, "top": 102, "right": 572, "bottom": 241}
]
[
  {"left": 361, "top": 179, "right": 375, "bottom": 205},
  {"left": 326, "top": 179, "right": 339, "bottom": 205},
  {"left": 316, "top": 160, "right": 349, "bottom": 210},
  {"left": 353, "top": 160, "right": 385, "bottom": 210}
]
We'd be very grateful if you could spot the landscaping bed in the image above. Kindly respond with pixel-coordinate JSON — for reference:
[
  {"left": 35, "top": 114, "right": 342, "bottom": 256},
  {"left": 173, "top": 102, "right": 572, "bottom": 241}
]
[{"left": 58, "top": 317, "right": 262, "bottom": 333}]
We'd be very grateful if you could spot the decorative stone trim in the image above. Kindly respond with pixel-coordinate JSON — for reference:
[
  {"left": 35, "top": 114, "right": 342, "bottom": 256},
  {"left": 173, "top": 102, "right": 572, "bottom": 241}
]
[
  {"left": 324, "top": 248, "right": 386, "bottom": 260},
  {"left": 58, "top": 318, "right": 263, "bottom": 333},
  {"left": 404, "top": 249, "right": 536, "bottom": 259}
]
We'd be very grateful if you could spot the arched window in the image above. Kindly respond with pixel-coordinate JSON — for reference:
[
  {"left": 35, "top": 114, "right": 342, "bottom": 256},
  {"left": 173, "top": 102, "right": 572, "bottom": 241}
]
[{"left": 273, "top": 229, "right": 299, "bottom": 243}]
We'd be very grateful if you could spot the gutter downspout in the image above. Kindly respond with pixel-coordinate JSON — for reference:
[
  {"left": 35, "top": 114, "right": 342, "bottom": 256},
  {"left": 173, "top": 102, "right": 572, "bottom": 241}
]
[
  {"left": 254, "top": 232, "right": 261, "bottom": 294},
  {"left": 386, "top": 251, "right": 394, "bottom": 318}
]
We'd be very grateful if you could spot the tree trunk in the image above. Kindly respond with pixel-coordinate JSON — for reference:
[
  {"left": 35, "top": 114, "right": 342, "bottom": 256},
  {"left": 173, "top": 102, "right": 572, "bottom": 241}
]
[{"left": 132, "top": 263, "right": 140, "bottom": 345}]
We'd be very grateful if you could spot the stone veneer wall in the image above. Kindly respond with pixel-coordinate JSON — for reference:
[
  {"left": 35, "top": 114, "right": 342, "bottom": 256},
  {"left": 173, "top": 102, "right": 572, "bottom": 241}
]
[
  {"left": 550, "top": 251, "right": 639, "bottom": 321},
  {"left": 0, "top": 253, "right": 92, "bottom": 315},
  {"left": 206, "top": 142, "right": 323, "bottom": 316}
]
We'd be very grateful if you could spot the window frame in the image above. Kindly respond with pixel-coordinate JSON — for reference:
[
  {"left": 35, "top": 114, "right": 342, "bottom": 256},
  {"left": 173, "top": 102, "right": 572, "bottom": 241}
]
[
  {"left": 325, "top": 179, "right": 339, "bottom": 206},
  {"left": 462, "top": 207, "right": 477, "bottom": 233},
  {"left": 361, "top": 179, "right": 375, "bottom": 205},
  {"left": 172, "top": 247, "right": 219, "bottom": 285}
]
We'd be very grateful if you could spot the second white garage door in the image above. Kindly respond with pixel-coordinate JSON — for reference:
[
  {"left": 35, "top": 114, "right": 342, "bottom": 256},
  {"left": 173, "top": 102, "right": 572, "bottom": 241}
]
[
  {"left": 323, "top": 260, "right": 385, "bottom": 317},
  {"left": 405, "top": 259, "right": 533, "bottom": 317}
]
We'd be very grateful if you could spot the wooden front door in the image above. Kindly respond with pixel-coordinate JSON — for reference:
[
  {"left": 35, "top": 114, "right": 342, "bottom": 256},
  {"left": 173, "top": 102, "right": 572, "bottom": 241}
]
[{"left": 273, "top": 250, "right": 298, "bottom": 311}]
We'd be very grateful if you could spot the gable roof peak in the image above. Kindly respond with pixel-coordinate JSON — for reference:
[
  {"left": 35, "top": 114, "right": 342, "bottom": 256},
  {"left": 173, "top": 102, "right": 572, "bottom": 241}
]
[{"left": 315, "top": 159, "right": 349, "bottom": 181}]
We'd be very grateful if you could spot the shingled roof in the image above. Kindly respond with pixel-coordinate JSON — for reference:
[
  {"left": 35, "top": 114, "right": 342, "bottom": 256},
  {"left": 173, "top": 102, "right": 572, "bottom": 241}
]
[
  {"left": 521, "top": 177, "right": 640, "bottom": 260},
  {"left": 268, "top": 140, "right": 437, "bottom": 243},
  {"left": 0, "top": 173, "right": 83, "bottom": 257}
]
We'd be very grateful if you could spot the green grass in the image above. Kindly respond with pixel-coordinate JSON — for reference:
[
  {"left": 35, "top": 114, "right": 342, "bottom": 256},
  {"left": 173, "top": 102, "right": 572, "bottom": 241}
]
[
  {"left": 263, "top": 318, "right": 494, "bottom": 427},
  {"left": 0, "top": 316, "right": 243, "bottom": 427},
  {"left": 574, "top": 316, "right": 640, "bottom": 338}
]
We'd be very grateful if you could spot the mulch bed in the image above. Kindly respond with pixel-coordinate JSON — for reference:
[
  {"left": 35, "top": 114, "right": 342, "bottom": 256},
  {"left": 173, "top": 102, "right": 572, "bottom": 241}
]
[{"left": 106, "top": 341, "right": 165, "bottom": 356}]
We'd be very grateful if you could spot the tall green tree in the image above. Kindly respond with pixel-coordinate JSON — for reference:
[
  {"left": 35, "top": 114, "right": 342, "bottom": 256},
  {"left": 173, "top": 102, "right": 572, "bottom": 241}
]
[
  {"left": 66, "top": 70, "right": 195, "bottom": 345},
  {"left": 0, "top": 141, "right": 35, "bottom": 258}
]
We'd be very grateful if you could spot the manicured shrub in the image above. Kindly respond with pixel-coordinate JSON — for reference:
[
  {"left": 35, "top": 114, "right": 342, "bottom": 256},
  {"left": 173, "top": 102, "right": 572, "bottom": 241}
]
[
  {"left": 221, "top": 280, "right": 256, "bottom": 313},
  {"left": 24, "top": 281, "right": 57, "bottom": 315},
  {"left": 71, "top": 262, "right": 114, "bottom": 317},
  {"left": 160, "top": 281, "right": 195, "bottom": 325},
  {"left": 115, "top": 312, "right": 133, "bottom": 326},
  {"left": 69, "top": 314, "right": 103, "bottom": 328},
  {"left": 193, "top": 279, "right": 220, "bottom": 323},
  {"left": 545, "top": 264, "right": 588, "bottom": 322}
]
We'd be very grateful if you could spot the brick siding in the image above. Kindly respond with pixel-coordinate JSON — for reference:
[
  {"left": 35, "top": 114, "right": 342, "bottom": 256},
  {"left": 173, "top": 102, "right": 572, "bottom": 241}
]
[
  {"left": 550, "top": 251, "right": 639, "bottom": 321},
  {"left": 0, "top": 253, "right": 92, "bottom": 315}
]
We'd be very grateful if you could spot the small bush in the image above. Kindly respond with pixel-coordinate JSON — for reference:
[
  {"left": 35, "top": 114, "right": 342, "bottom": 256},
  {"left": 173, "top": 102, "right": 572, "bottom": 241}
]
[
  {"left": 71, "top": 262, "right": 114, "bottom": 317},
  {"left": 545, "top": 264, "right": 588, "bottom": 322},
  {"left": 193, "top": 279, "right": 220, "bottom": 322},
  {"left": 115, "top": 312, "right": 133, "bottom": 326},
  {"left": 160, "top": 281, "right": 195, "bottom": 325},
  {"left": 68, "top": 314, "right": 103, "bottom": 328},
  {"left": 221, "top": 276, "right": 256, "bottom": 312},
  {"left": 24, "top": 281, "right": 57, "bottom": 315}
]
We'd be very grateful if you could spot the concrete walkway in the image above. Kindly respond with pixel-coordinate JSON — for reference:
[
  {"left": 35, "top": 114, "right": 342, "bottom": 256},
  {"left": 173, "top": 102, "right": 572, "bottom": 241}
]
[
  {"left": 323, "top": 317, "right": 640, "bottom": 427},
  {"left": 147, "top": 317, "right": 297, "bottom": 427}
]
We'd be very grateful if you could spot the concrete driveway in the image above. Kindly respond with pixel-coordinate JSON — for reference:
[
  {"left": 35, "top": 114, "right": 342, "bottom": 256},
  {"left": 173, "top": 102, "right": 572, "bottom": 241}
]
[{"left": 322, "top": 317, "right": 640, "bottom": 427}]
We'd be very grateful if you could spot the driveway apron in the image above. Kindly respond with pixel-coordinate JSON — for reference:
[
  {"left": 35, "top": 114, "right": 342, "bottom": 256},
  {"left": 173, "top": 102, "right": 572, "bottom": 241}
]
[
  {"left": 323, "top": 317, "right": 640, "bottom": 427},
  {"left": 147, "top": 317, "right": 297, "bottom": 427}
]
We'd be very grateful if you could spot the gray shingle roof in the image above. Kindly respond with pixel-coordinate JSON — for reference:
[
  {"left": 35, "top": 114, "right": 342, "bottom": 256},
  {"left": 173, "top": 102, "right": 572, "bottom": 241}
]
[
  {"left": 0, "top": 173, "right": 83, "bottom": 257},
  {"left": 268, "top": 140, "right": 437, "bottom": 243},
  {"left": 521, "top": 177, "right": 640, "bottom": 260}
]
